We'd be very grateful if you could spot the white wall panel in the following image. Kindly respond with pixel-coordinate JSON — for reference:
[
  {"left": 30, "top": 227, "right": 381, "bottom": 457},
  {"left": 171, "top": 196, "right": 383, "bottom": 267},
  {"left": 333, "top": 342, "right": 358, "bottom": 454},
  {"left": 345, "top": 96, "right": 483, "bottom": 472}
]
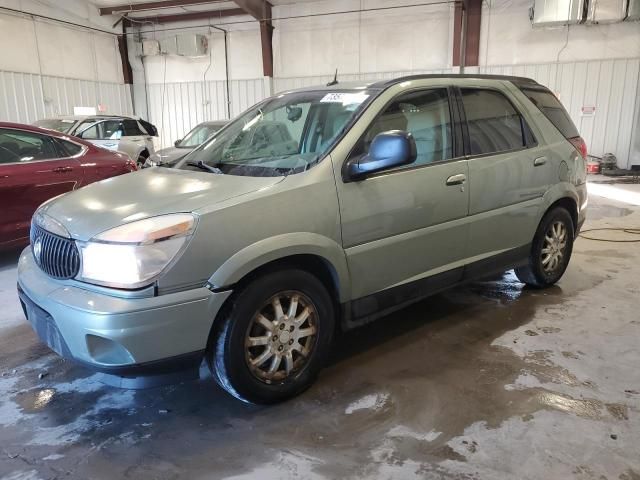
[
  {"left": 145, "top": 78, "right": 268, "bottom": 148},
  {"left": 480, "top": 0, "right": 640, "bottom": 66},
  {"left": 272, "top": 0, "right": 454, "bottom": 78},
  {"left": 0, "top": 70, "right": 133, "bottom": 124},
  {"left": 478, "top": 58, "right": 640, "bottom": 168}
]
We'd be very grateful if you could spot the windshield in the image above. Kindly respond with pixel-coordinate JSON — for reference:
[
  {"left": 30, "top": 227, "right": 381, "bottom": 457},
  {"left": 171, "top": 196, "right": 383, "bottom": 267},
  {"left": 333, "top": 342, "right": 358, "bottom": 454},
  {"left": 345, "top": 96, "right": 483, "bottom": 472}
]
[
  {"left": 178, "top": 123, "right": 225, "bottom": 148},
  {"left": 176, "top": 89, "right": 373, "bottom": 176},
  {"left": 34, "top": 119, "right": 77, "bottom": 134}
]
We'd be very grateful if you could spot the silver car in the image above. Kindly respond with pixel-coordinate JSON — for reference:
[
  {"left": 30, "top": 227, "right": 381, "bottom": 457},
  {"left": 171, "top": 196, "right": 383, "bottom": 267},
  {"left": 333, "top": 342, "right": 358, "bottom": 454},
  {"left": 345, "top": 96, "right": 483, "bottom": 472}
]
[
  {"left": 35, "top": 115, "right": 157, "bottom": 167},
  {"left": 145, "top": 120, "right": 228, "bottom": 168},
  {"left": 18, "top": 75, "right": 587, "bottom": 404}
]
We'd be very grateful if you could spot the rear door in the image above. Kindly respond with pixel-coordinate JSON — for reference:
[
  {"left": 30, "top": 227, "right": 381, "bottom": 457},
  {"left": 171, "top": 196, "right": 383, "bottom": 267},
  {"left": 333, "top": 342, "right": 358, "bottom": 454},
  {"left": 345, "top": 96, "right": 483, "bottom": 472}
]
[
  {"left": 0, "top": 128, "right": 83, "bottom": 246},
  {"left": 455, "top": 82, "right": 552, "bottom": 265}
]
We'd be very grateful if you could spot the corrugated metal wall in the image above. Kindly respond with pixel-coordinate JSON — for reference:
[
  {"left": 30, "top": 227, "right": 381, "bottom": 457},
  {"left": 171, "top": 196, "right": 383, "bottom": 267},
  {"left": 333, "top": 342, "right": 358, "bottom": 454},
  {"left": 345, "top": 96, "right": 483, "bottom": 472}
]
[
  {"left": 146, "top": 78, "right": 268, "bottom": 148},
  {"left": 0, "top": 69, "right": 133, "bottom": 124}
]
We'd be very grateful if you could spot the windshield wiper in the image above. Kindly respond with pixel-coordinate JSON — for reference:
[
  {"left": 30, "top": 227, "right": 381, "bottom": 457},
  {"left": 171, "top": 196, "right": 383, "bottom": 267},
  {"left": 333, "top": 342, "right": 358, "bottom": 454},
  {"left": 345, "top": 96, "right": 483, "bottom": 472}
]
[{"left": 187, "top": 161, "right": 223, "bottom": 174}]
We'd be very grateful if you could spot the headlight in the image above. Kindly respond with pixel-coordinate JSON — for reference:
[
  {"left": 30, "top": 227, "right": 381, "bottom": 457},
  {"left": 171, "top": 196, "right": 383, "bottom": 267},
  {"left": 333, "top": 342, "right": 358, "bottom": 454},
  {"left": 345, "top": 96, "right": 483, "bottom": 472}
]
[{"left": 76, "top": 214, "right": 196, "bottom": 289}]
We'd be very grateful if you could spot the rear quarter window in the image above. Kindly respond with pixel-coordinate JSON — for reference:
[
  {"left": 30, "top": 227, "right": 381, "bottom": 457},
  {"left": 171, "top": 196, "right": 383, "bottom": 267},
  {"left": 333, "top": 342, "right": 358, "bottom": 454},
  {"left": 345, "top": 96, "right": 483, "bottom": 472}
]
[{"left": 520, "top": 87, "right": 579, "bottom": 139}]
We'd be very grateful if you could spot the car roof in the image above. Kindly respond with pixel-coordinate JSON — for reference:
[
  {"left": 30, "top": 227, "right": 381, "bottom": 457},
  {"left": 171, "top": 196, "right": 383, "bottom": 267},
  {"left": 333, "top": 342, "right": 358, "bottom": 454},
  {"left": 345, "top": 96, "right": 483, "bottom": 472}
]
[
  {"left": 281, "top": 74, "right": 539, "bottom": 94},
  {"left": 38, "top": 114, "right": 139, "bottom": 122},
  {"left": 201, "top": 120, "right": 229, "bottom": 126},
  {"left": 0, "top": 121, "right": 72, "bottom": 137}
]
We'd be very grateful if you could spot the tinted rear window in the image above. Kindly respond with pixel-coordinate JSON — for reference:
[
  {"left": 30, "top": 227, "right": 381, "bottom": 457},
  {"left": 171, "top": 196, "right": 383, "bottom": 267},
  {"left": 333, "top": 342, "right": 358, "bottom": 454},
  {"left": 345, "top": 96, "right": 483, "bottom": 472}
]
[
  {"left": 520, "top": 87, "right": 579, "bottom": 139},
  {"left": 460, "top": 88, "right": 526, "bottom": 156}
]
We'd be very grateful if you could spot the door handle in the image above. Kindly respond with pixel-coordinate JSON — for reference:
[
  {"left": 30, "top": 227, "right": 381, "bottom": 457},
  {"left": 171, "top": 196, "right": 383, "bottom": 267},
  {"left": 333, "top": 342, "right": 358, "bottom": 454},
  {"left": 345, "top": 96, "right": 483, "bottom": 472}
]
[
  {"left": 53, "top": 166, "right": 73, "bottom": 173},
  {"left": 446, "top": 174, "right": 466, "bottom": 186},
  {"left": 534, "top": 157, "right": 547, "bottom": 167}
]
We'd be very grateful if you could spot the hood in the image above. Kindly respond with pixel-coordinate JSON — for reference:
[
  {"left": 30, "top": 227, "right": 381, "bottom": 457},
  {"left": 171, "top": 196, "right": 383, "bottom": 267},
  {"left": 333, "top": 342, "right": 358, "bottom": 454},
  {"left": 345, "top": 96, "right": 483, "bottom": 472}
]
[
  {"left": 154, "top": 146, "right": 193, "bottom": 166},
  {"left": 41, "top": 168, "right": 284, "bottom": 240}
]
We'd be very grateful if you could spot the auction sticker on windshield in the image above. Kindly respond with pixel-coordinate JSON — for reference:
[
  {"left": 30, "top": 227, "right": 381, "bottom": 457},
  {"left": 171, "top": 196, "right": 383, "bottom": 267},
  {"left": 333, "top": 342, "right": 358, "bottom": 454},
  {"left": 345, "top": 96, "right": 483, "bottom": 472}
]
[{"left": 320, "top": 92, "right": 369, "bottom": 106}]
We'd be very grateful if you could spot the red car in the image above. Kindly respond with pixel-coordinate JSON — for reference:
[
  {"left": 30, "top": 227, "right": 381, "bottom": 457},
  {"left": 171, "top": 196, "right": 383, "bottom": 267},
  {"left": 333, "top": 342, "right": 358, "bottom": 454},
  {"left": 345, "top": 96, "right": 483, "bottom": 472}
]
[{"left": 0, "top": 122, "right": 137, "bottom": 250}]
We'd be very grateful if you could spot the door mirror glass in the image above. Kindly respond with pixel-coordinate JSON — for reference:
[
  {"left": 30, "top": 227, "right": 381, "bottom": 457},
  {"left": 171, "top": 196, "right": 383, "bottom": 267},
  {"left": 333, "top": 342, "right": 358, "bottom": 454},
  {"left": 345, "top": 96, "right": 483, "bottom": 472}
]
[{"left": 346, "top": 130, "right": 416, "bottom": 180}]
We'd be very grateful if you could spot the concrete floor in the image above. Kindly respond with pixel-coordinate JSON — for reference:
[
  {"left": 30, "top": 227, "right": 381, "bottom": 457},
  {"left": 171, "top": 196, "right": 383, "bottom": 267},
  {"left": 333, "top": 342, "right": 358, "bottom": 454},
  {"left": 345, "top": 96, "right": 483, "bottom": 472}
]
[{"left": 1, "top": 186, "right": 639, "bottom": 480}]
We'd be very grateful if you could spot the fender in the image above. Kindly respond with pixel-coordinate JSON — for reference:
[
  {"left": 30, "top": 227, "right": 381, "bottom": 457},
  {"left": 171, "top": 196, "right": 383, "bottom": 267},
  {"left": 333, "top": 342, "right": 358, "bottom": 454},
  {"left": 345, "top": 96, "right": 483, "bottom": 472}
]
[
  {"left": 208, "top": 232, "right": 351, "bottom": 302},
  {"left": 537, "top": 181, "right": 579, "bottom": 220}
]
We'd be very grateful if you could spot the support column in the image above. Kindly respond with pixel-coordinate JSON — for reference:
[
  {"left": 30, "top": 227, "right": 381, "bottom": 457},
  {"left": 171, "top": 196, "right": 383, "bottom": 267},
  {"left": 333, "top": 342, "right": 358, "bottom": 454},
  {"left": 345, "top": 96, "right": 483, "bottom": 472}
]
[{"left": 452, "top": 0, "right": 482, "bottom": 69}]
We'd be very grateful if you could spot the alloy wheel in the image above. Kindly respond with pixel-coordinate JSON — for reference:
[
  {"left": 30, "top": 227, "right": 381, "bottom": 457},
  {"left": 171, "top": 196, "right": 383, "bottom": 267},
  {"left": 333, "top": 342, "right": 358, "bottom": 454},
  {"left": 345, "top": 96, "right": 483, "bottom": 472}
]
[
  {"left": 541, "top": 220, "right": 568, "bottom": 274},
  {"left": 244, "top": 291, "right": 318, "bottom": 384}
]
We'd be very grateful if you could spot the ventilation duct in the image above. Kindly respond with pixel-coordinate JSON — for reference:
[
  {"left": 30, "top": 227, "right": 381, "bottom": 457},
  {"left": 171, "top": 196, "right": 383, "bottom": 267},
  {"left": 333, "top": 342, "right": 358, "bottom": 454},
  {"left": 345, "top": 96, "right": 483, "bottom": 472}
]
[
  {"left": 140, "top": 34, "right": 209, "bottom": 57},
  {"left": 532, "top": 0, "right": 586, "bottom": 25},
  {"left": 586, "top": 0, "right": 627, "bottom": 22}
]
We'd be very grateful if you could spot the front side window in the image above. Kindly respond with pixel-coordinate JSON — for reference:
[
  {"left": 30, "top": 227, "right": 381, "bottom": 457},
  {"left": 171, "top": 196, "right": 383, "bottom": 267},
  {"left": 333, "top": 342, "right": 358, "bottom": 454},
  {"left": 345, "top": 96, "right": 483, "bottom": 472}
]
[
  {"left": 77, "top": 122, "right": 99, "bottom": 139},
  {"left": 76, "top": 120, "right": 123, "bottom": 140},
  {"left": 0, "top": 128, "right": 59, "bottom": 164},
  {"left": 354, "top": 88, "right": 453, "bottom": 167},
  {"left": 460, "top": 89, "right": 527, "bottom": 156},
  {"left": 176, "top": 90, "right": 373, "bottom": 176}
]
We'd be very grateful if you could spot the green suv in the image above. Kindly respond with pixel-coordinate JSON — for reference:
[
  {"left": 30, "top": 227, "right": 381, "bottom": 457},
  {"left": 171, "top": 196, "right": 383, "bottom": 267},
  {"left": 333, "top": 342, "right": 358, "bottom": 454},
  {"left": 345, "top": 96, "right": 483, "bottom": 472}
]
[{"left": 17, "top": 75, "right": 587, "bottom": 403}]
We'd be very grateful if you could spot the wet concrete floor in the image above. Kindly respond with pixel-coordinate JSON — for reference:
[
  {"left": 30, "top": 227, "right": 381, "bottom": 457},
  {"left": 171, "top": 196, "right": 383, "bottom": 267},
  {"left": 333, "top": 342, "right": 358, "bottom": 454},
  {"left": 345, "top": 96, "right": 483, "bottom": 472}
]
[{"left": 0, "top": 193, "right": 639, "bottom": 480}]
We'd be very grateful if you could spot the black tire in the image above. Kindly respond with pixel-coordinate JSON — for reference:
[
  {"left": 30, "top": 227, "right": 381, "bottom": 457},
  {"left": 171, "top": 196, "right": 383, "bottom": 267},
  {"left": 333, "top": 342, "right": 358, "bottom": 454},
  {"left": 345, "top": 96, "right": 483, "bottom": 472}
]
[
  {"left": 208, "top": 269, "right": 335, "bottom": 404},
  {"left": 515, "top": 207, "right": 574, "bottom": 288},
  {"left": 137, "top": 151, "right": 149, "bottom": 168}
]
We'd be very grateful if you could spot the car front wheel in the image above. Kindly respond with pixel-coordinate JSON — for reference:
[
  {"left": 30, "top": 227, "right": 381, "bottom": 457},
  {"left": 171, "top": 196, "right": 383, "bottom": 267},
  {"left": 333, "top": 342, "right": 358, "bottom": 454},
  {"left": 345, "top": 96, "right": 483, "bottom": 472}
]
[
  {"left": 208, "top": 269, "right": 335, "bottom": 404},
  {"left": 515, "top": 207, "right": 575, "bottom": 288}
]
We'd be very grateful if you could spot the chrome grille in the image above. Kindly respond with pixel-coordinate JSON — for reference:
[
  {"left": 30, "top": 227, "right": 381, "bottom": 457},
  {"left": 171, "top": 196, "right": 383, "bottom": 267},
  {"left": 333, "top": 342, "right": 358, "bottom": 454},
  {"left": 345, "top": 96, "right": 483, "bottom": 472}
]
[{"left": 30, "top": 223, "right": 80, "bottom": 280}]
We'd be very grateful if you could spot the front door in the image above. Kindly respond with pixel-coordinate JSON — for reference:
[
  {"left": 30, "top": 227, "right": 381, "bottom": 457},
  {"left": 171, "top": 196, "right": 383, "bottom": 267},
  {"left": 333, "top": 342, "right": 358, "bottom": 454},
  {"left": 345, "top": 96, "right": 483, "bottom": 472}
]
[
  {"left": 0, "top": 128, "right": 83, "bottom": 246},
  {"left": 333, "top": 87, "right": 469, "bottom": 317}
]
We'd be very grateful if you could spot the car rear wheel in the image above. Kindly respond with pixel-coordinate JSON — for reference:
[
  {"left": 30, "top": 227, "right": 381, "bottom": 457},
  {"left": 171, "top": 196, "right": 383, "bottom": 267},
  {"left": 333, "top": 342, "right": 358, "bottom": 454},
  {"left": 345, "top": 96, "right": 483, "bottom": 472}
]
[
  {"left": 515, "top": 207, "right": 574, "bottom": 288},
  {"left": 208, "top": 269, "right": 335, "bottom": 404}
]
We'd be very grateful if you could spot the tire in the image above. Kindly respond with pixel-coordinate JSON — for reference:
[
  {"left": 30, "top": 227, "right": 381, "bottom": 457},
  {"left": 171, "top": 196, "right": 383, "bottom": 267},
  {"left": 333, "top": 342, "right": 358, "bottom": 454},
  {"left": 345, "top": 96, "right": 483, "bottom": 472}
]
[
  {"left": 208, "top": 269, "right": 335, "bottom": 404},
  {"left": 515, "top": 207, "right": 574, "bottom": 288},
  {"left": 137, "top": 151, "right": 149, "bottom": 168}
]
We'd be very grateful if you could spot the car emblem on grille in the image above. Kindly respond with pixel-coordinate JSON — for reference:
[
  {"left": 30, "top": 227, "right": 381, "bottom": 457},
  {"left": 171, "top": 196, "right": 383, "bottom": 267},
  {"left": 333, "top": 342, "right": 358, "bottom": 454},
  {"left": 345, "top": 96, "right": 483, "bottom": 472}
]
[{"left": 33, "top": 237, "right": 42, "bottom": 263}]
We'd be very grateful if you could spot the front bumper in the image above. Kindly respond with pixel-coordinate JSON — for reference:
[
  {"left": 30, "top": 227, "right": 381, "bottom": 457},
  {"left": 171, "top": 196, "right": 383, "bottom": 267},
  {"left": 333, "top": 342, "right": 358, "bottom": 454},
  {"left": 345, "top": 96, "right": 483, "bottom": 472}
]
[{"left": 17, "top": 248, "right": 231, "bottom": 374}]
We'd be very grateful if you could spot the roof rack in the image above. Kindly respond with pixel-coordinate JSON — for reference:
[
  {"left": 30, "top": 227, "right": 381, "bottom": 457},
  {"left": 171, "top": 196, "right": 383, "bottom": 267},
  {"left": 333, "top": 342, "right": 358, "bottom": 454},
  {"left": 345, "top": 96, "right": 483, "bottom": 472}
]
[{"left": 371, "top": 73, "right": 539, "bottom": 89}]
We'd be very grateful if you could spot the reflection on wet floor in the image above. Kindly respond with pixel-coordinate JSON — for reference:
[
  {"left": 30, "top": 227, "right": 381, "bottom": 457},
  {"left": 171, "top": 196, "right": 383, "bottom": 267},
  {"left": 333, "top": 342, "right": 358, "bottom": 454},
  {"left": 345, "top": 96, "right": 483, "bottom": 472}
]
[{"left": 587, "top": 203, "right": 634, "bottom": 220}]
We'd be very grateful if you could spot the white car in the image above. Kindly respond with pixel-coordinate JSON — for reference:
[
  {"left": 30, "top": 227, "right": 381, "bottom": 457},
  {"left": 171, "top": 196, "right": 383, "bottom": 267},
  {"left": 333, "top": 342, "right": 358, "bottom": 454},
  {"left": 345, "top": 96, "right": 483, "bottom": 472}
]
[{"left": 34, "top": 115, "right": 158, "bottom": 167}]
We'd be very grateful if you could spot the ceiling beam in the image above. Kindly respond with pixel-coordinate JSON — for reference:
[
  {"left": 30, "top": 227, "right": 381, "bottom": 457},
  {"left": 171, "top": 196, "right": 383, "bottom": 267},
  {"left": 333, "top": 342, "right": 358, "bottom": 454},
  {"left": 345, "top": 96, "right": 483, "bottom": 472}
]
[
  {"left": 124, "top": 7, "right": 245, "bottom": 24},
  {"left": 232, "top": 0, "right": 270, "bottom": 21},
  {"left": 99, "top": 0, "right": 228, "bottom": 16}
]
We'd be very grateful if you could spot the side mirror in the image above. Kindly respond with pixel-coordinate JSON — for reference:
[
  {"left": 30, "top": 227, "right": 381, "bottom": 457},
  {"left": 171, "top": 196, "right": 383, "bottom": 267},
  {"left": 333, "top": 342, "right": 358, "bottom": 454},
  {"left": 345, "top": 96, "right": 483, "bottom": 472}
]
[
  {"left": 174, "top": 139, "right": 181, "bottom": 147},
  {"left": 346, "top": 130, "right": 416, "bottom": 181}
]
